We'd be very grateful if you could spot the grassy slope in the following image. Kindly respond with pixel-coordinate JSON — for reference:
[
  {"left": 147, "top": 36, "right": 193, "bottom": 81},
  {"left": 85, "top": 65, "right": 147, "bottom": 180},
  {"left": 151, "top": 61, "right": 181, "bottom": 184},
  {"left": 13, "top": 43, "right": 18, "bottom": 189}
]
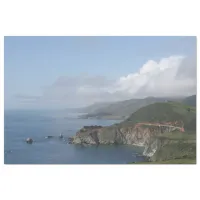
[
  {"left": 131, "top": 159, "right": 196, "bottom": 164},
  {"left": 155, "top": 131, "right": 196, "bottom": 141},
  {"left": 122, "top": 102, "right": 196, "bottom": 131},
  {"left": 182, "top": 95, "right": 196, "bottom": 107}
]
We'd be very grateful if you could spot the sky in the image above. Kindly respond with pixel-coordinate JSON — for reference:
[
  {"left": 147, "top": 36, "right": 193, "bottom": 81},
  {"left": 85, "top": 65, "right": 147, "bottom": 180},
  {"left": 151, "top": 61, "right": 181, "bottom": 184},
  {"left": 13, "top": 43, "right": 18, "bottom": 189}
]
[{"left": 4, "top": 36, "right": 197, "bottom": 110}]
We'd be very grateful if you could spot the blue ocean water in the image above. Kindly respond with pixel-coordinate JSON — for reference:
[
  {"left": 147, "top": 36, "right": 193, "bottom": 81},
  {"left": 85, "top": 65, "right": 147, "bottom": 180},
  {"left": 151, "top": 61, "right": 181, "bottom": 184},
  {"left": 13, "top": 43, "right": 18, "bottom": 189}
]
[{"left": 4, "top": 110, "right": 145, "bottom": 164}]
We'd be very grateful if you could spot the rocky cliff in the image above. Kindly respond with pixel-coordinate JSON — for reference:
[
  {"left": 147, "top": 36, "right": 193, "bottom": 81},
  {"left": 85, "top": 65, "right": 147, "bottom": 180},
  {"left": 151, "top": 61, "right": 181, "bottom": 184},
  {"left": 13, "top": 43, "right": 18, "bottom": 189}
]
[
  {"left": 146, "top": 137, "right": 196, "bottom": 162},
  {"left": 69, "top": 124, "right": 181, "bottom": 158}
]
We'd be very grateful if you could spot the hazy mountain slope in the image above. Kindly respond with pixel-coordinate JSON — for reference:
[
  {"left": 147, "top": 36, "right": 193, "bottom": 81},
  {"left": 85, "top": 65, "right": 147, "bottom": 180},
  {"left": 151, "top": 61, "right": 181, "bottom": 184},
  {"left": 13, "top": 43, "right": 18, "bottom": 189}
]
[
  {"left": 78, "top": 102, "right": 112, "bottom": 113},
  {"left": 80, "top": 96, "right": 184, "bottom": 119},
  {"left": 182, "top": 95, "right": 196, "bottom": 107}
]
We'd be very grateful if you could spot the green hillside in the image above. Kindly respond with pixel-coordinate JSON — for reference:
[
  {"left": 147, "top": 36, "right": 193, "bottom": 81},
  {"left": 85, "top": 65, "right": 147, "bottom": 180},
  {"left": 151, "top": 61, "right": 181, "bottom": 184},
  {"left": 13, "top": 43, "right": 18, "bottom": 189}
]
[
  {"left": 131, "top": 159, "right": 196, "bottom": 164},
  {"left": 182, "top": 95, "right": 196, "bottom": 107},
  {"left": 122, "top": 102, "right": 196, "bottom": 131}
]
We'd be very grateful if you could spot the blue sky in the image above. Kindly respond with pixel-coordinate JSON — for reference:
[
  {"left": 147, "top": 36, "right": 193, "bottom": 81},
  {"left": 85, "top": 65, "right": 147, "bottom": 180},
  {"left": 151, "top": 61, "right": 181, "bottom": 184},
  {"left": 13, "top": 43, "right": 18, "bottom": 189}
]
[{"left": 4, "top": 36, "right": 196, "bottom": 109}]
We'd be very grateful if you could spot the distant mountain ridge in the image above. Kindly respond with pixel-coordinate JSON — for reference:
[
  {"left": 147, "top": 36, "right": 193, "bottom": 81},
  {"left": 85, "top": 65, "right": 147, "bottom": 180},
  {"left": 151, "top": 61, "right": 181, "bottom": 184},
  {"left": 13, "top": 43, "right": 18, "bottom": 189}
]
[
  {"left": 182, "top": 95, "right": 196, "bottom": 107},
  {"left": 79, "top": 96, "right": 192, "bottom": 120}
]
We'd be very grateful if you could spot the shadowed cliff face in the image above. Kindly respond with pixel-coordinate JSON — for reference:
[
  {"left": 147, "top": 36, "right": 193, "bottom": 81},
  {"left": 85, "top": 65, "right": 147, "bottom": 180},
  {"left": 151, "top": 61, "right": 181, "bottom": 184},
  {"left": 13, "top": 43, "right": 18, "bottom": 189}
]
[{"left": 68, "top": 123, "right": 194, "bottom": 161}]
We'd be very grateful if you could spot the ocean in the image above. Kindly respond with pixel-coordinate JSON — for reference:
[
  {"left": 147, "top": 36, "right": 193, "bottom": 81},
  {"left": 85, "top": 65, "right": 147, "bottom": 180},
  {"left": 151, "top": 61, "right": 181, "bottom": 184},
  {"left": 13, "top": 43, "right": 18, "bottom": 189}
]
[{"left": 4, "top": 110, "right": 145, "bottom": 164}]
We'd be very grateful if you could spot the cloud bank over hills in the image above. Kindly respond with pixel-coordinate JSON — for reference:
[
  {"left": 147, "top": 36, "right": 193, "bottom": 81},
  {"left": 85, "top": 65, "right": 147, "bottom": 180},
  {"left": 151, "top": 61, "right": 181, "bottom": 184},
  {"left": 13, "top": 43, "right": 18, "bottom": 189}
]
[{"left": 14, "top": 55, "right": 196, "bottom": 109}]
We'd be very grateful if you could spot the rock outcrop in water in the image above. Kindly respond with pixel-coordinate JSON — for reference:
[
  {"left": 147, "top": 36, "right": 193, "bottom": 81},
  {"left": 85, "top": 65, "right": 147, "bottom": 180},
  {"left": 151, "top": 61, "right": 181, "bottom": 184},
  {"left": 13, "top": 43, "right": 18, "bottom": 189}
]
[{"left": 26, "top": 138, "right": 33, "bottom": 144}]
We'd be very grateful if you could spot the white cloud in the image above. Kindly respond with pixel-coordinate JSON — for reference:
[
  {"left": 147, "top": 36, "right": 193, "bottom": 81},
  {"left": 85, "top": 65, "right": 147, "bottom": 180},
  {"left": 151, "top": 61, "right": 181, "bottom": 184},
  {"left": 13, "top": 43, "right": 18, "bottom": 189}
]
[
  {"left": 14, "top": 55, "right": 196, "bottom": 108},
  {"left": 115, "top": 56, "right": 183, "bottom": 93},
  {"left": 111, "top": 55, "right": 196, "bottom": 98}
]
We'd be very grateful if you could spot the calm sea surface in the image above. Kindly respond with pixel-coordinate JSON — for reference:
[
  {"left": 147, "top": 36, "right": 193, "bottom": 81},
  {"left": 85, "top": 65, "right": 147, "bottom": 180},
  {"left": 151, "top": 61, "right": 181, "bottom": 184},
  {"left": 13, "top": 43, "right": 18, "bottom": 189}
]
[{"left": 4, "top": 110, "right": 145, "bottom": 164}]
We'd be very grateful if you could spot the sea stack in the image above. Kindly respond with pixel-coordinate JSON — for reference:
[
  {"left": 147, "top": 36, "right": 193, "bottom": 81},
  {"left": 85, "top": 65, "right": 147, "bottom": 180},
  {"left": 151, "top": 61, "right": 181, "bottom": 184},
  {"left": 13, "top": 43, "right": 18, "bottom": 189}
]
[{"left": 26, "top": 138, "right": 33, "bottom": 144}]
